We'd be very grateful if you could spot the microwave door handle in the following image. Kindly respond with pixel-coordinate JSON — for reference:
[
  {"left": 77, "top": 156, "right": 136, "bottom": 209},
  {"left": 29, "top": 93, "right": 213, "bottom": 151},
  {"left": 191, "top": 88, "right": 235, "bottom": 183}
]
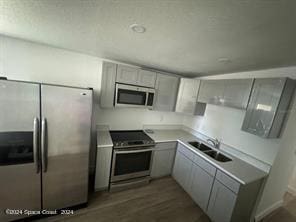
[
  {"left": 145, "top": 92, "right": 149, "bottom": 106},
  {"left": 115, "top": 148, "right": 154, "bottom": 154}
]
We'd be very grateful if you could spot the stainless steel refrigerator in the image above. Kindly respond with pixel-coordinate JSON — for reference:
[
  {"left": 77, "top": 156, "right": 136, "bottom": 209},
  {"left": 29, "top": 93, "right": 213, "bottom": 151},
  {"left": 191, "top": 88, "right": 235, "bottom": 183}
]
[{"left": 0, "top": 79, "right": 93, "bottom": 221}]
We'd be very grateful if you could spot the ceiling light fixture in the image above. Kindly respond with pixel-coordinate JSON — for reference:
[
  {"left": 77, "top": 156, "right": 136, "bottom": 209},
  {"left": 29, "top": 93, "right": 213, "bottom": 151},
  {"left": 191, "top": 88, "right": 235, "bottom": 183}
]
[
  {"left": 218, "top": 58, "right": 231, "bottom": 63},
  {"left": 130, "top": 24, "right": 146, "bottom": 33}
]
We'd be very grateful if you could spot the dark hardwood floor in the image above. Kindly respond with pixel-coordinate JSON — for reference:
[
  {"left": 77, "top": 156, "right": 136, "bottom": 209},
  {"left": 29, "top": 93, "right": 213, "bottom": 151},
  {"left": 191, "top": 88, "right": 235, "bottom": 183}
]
[{"left": 37, "top": 177, "right": 210, "bottom": 222}]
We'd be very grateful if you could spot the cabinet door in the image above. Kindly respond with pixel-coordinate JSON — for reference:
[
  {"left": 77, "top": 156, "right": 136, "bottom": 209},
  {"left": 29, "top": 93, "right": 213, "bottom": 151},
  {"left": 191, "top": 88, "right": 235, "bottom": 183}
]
[
  {"left": 189, "top": 163, "right": 214, "bottom": 212},
  {"left": 223, "top": 79, "right": 253, "bottom": 109},
  {"left": 100, "top": 62, "right": 117, "bottom": 108},
  {"left": 95, "top": 147, "right": 113, "bottom": 190},
  {"left": 198, "top": 80, "right": 225, "bottom": 105},
  {"left": 172, "top": 151, "right": 193, "bottom": 193},
  {"left": 116, "top": 65, "right": 139, "bottom": 85},
  {"left": 154, "top": 74, "right": 179, "bottom": 111},
  {"left": 175, "top": 78, "right": 200, "bottom": 115},
  {"left": 151, "top": 148, "right": 176, "bottom": 178},
  {"left": 241, "top": 78, "right": 286, "bottom": 138},
  {"left": 137, "top": 70, "right": 156, "bottom": 88},
  {"left": 207, "top": 180, "right": 237, "bottom": 222}
]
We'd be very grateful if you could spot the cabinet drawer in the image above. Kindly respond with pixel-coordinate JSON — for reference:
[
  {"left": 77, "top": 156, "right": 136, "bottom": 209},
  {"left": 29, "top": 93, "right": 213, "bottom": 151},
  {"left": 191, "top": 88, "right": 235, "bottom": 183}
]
[
  {"left": 155, "top": 142, "right": 177, "bottom": 150},
  {"left": 216, "top": 170, "right": 240, "bottom": 194},
  {"left": 177, "top": 143, "right": 194, "bottom": 161},
  {"left": 193, "top": 154, "right": 216, "bottom": 177}
]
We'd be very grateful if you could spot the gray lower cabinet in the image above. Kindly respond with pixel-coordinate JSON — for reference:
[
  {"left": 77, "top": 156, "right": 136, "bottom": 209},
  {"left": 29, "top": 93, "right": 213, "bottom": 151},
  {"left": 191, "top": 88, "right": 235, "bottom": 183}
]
[
  {"left": 172, "top": 151, "right": 193, "bottom": 193},
  {"left": 189, "top": 163, "right": 214, "bottom": 212},
  {"left": 95, "top": 146, "right": 113, "bottom": 191},
  {"left": 154, "top": 74, "right": 179, "bottom": 111},
  {"left": 173, "top": 143, "right": 264, "bottom": 222},
  {"left": 151, "top": 142, "right": 177, "bottom": 178},
  {"left": 207, "top": 180, "right": 237, "bottom": 222},
  {"left": 100, "top": 62, "right": 117, "bottom": 108},
  {"left": 242, "top": 78, "right": 295, "bottom": 138}
]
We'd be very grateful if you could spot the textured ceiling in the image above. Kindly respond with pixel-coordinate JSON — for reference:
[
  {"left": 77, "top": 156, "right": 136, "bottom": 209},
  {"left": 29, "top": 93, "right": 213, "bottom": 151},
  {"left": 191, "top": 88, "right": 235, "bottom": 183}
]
[{"left": 0, "top": 0, "right": 296, "bottom": 76}]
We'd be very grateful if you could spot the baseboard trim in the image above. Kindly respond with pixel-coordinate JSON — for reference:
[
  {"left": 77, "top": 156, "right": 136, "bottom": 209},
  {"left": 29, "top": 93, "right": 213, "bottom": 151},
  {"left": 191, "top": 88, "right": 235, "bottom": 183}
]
[
  {"left": 255, "top": 200, "right": 283, "bottom": 222},
  {"left": 287, "top": 185, "right": 296, "bottom": 196}
]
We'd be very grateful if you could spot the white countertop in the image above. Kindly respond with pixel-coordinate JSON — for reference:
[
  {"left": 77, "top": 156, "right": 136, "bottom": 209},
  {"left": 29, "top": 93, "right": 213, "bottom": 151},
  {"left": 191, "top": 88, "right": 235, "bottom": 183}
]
[
  {"left": 97, "top": 130, "right": 113, "bottom": 148},
  {"left": 145, "top": 129, "right": 268, "bottom": 185},
  {"left": 96, "top": 128, "right": 268, "bottom": 184}
]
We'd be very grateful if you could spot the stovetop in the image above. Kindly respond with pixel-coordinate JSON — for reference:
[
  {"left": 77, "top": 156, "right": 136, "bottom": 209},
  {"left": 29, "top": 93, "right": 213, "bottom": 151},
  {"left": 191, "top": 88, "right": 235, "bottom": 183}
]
[{"left": 110, "top": 130, "right": 155, "bottom": 148}]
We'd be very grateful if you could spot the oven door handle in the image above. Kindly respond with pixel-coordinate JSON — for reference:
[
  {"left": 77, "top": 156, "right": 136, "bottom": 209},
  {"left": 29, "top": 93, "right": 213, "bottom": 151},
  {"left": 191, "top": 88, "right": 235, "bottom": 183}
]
[{"left": 115, "top": 148, "right": 154, "bottom": 154}]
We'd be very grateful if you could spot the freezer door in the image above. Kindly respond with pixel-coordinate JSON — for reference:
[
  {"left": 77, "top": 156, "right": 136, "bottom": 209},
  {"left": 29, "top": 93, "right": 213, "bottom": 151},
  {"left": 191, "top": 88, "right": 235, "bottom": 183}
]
[
  {"left": 0, "top": 80, "right": 41, "bottom": 221},
  {"left": 41, "top": 85, "right": 92, "bottom": 210}
]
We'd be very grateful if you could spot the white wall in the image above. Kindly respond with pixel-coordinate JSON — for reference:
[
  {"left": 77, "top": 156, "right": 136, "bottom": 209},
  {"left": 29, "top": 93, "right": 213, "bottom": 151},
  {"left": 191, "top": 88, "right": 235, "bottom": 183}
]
[
  {"left": 288, "top": 165, "right": 296, "bottom": 195},
  {"left": 255, "top": 94, "right": 296, "bottom": 218},
  {"left": 0, "top": 35, "right": 184, "bottom": 130}
]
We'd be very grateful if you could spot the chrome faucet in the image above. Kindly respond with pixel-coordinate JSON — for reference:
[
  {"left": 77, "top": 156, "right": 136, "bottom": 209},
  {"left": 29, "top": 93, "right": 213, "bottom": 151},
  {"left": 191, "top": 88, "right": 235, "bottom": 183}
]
[{"left": 207, "top": 138, "right": 220, "bottom": 149}]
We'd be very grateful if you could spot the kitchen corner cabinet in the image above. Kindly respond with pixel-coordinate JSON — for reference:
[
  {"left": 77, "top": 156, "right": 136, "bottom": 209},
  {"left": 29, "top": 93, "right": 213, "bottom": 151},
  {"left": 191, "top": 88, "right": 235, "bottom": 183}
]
[
  {"left": 175, "top": 78, "right": 206, "bottom": 115},
  {"left": 100, "top": 62, "right": 117, "bottom": 108},
  {"left": 197, "top": 79, "right": 253, "bottom": 109},
  {"left": 153, "top": 74, "right": 179, "bottom": 112},
  {"left": 151, "top": 142, "right": 177, "bottom": 178},
  {"left": 116, "top": 64, "right": 156, "bottom": 88},
  {"left": 242, "top": 78, "right": 295, "bottom": 138},
  {"left": 95, "top": 146, "right": 112, "bottom": 191}
]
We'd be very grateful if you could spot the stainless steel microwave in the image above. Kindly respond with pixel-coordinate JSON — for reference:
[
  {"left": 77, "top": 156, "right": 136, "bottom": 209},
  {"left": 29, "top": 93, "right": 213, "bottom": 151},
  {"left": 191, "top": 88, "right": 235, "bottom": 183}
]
[{"left": 115, "top": 83, "right": 155, "bottom": 108}]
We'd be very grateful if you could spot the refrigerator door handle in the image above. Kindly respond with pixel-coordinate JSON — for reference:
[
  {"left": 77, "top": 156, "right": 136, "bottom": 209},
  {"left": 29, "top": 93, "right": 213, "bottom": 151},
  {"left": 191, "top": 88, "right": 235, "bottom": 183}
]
[
  {"left": 41, "top": 118, "right": 48, "bottom": 173},
  {"left": 33, "top": 117, "right": 39, "bottom": 173}
]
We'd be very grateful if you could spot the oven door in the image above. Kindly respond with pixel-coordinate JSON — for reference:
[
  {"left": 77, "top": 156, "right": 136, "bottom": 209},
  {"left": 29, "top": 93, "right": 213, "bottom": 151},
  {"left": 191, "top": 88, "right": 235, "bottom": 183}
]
[
  {"left": 115, "top": 84, "right": 148, "bottom": 108},
  {"left": 111, "top": 147, "right": 154, "bottom": 182}
]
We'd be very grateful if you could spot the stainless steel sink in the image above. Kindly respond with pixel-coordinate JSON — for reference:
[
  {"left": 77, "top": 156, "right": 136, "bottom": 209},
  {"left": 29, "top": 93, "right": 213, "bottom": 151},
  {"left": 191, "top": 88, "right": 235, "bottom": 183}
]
[
  {"left": 188, "top": 141, "right": 212, "bottom": 152},
  {"left": 203, "top": 150, "right": 232, "bottom": 162},
  {"left": 188, "top": 141, "right": 232, "bottom": 162}
]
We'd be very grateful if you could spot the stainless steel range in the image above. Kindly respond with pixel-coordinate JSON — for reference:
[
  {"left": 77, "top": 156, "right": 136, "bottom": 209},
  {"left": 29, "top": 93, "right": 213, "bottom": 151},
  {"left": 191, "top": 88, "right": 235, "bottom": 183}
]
[{"left": 109, "top": 130, "right": 155, "bottom": 191}]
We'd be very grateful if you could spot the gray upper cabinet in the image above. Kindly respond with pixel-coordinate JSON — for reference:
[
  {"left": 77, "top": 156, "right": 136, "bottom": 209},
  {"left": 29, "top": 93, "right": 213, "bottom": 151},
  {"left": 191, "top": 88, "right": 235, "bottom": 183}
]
[
  {"left": 242, "top": 78, "right": 295, "bottom": 138},
  {"left": 175, "top": 78, "right": 206, "bottom": 115},
  {"left": 116, "top": 65, "right": 156, "bottom": 88},
  {"left": 198, "top": 80, "right": 225, "bottom": 105},
  {"left": 116, "top": 64, "right": 139, "bottom": 85},
  {"left": 154, "top": 74, "right": 179, "bottom": 111},
  {"left": 223, "top": 79, "right": 253, "bottom": 109},
  {"left": 100, "top": 62, "right": 117, "bottom": 108},
  {"left": 137, "top": 70, "right": 156, "bottom": 88},
  {"left": 198, "top": 79, "right": 253, "bottom": 109}
]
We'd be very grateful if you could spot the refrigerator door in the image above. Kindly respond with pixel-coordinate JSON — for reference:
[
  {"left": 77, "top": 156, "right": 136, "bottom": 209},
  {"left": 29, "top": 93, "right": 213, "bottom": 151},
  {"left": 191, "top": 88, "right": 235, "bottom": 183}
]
[
  {"left": 0, "top": 80, "right": 41, "bottom": 221},
  {"left": 41, "top": 84, "right": 92, "bottom": 210}
]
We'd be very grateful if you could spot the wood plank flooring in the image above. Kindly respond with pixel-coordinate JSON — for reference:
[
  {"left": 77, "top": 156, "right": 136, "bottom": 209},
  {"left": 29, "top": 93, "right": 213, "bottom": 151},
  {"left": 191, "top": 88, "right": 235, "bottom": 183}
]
[
  {"left": 37, "top": 177, "right": 210, "bottom": 222},
  {"left": 262, "top": 193, "right": 296, "bottom": 222}
]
